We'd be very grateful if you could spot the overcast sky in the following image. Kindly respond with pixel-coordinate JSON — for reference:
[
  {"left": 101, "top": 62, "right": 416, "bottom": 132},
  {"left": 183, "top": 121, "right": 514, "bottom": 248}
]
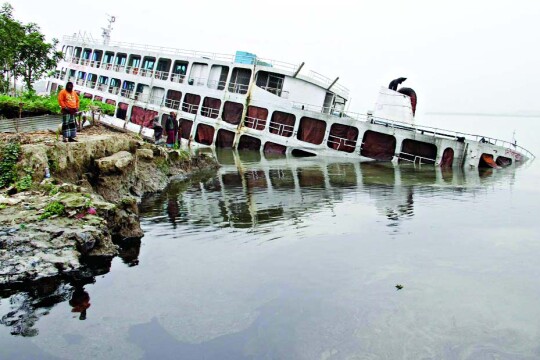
[{"left": 6, "top": 0, "right": 540, "bottom": 116}]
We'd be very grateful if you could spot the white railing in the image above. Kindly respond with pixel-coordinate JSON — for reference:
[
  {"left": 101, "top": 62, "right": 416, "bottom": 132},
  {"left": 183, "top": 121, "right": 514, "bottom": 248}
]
[
  {"left": 254, "top": 57, "right": 298, "bottom": 73},
  {"left": 200, "top": 106, "right": 220, "bottom": 119},
  {"left": 182, "top": 103, "right": 199, "bottom": 114},
  {"left": 113, "top": 64, "right": 126, "bottom": 72},
  {"left": 140, "top": 68, "right": 154, "bottom": 78},
  {"left": 327, "top": 135, "right": 357, "bottom": 151},
  {"left": 268, "top": 122, "right": 294, "bottom": 137},
  {"left": 244, "top": 116, "right": 267, "bottom": 130},
  {"left": 96, "top": 83, "right": 108, "bottom": 92},
  {"left": 164, "top": 98, "right": 181, "bottom": 110},
  {"left": 228, "top": 82, "right": 249, "bottom": 94},
  {"left": 108, "top": 86, "right": 120, "bottom": 95},
  {"left": 171, "top": 73, "right": 185, "bottom": 83},
  {"left": 307, "top": 70, "right": 350, "bottom": 97},
  {"left": 397, "top": 151, "right": 436, "bottom": 165},
  {"left": 76, "top": 78, "right": 85, "bottom": 85},
  {"left": 86, "top": 81, "right": 96, "bottom": 89},
  {"left": 154, "top": 70, "right": 170, "bottom": 80},
  {"left": 103, "top": 63, "right": 114, "bottom": 70},
  {"left": 188, "top": 77, "right": 207, "bottom": 86},
  {"left": 207, "top": 79, "right": 227, "bottom": 90},
  {"left": 120, "top": 89, "right": 133, "bottom": 98}
]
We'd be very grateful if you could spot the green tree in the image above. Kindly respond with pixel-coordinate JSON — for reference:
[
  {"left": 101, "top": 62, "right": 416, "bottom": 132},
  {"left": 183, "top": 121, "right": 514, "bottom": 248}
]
[{"left": 0, "top": 2, "right": 61, "bottom": 94}]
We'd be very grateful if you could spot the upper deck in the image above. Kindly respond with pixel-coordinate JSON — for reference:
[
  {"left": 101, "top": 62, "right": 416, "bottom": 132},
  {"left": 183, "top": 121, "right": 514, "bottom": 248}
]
[{"left": 60, "top": 35, "right": 350, "bottom": 100}]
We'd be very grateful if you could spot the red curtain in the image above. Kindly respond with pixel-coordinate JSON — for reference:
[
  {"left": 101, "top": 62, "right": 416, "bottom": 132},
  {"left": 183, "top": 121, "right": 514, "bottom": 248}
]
[
  {"left": 180, "top": 119, "right": 193, "bottom": 139},
  {"left": 216, "top": 129, "right": 235, "bottom": 148},
  {"left": 202, "top": 97, "right": 221, "bottom": 118},
  {"left": 223, "top": 102, "right": 244, "bottom": 125},
  {"left": 297, "top": 117, "right": 326, "bottom": 145},
  {"left": 246, "top": 106, "right": 268, "bottom": 130},
  {"left": 94, "top": 96, "right": 103, "bottom": 102},
  {"left": 269, "top": 111, "right": 295, "bottom": 137},
  {"left": 440, "top": 148, "right": 454, "bottom": 167},
  {"left": 130, "top": 106, "right": 158, "bottom": 128},
  {"left": 264, "top": 142, "right": 287, "bottom": 154},
  {"left": 106, "top": 99, "right": 116, "bottom": 106},
  {"left": 327, "top": 124, "right": 359, "bottom": 153},
  {"left": 195, "top": 124, "right": 215, "bottom": 145},
  {"left": 182, "top": 93, "right": 201, "bottom": 114},
  {"left": 360, "top": 130, "right": 396, "bottom": 161}
]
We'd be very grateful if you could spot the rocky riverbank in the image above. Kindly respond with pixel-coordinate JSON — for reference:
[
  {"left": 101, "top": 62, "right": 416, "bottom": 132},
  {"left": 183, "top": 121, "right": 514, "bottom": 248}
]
[{"left": 0, "top": 126, "right": 218, "bottom": 287}]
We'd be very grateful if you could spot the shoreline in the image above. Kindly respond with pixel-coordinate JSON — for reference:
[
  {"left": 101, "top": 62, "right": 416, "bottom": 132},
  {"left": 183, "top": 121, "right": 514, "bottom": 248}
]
[{"left": 0, "top": 125, "right": 218, "bottom": 288}]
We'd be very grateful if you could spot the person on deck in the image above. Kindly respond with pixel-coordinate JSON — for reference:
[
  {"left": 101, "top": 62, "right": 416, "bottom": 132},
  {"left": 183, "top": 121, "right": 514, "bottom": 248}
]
[
  {"left": 165, "top": 111, "right": 178, "bottom": 148},
  {"left": 153, "top": 116, "right": 164, "bottom": 144},
  {"left": 57, "top": 81, "right": 80, "bottom": 142}
]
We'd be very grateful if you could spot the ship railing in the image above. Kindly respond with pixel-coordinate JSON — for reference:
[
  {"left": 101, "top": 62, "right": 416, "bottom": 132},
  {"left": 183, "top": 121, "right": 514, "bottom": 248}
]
[
  {"left": 113, "top": 64, "right": 126, "bottom": 72},
  {"left": 103, "top": 63, "right": 114, "bottom": 70},
  {"left": 164, "top": 98, "right": 181, "bottom": 110},
  {"left": 306, "top": 71, "right": 350, "bottom": 96},
  {"left": 140, "top": 68, "right": 154, "bottom": 78},
  {"left": 108, "top": 86, "right": 120, "bottom": 95},
  {"left": 327, "top": 135, "right": 357, "bottom": 150},
  {"left": 76, "top": 78, "right": 85, "bottom": 85},
  {"left": 67, "top": 76, "right": 76, "bottom": 83},
  {"left": 171, "top": 73, "right": 186, "bottom": 83},
  {"left": 253, "top": 57, "right": 299, "bottom": 73},
  {"left": 154, "top": 70, "right": 170, "bottom": 81},
  {"left": 207, "top": 79, "right": 227, "bottom": 90},
  {"left": 63, "top": 35, "right": 236, "bottom": 63},
  {"left": 125, "top": 66, "right": 141, "bottom": 75},
  {"left": 134, "top": 92, "right": 149, "bottom": 102},
  {"left": 120, "top": 89, "right": 134, "bottom": 98},
  {"left": 148, "top": 94, "right": 164, "bottom": 106},
  {"left": 188, "top": 77, "right": 207, "bottom": 86},
  {"left": 367, "top": 116, "right": 536, "bottom": 160},
  {"left": 244, "top": 116, "right": 267, "bottom": 130},
  {"left": 292, "top": 102, "right": 345, "bottom": 117},
  {"left": 258, "top": 85, "right": 289, "bottom": 98},
  {"left": 200, "top": 106, "right": 220, "bottom": 118},
  {"left": 228, "top": 82, "right": 249, "bottom": 94},
  {"left": 86, "top": 81, "right": 96, "bottom": 89},
  {"left": 268, "top": 122, "right": 294, "bottom": 137},
  {"left": 71, "top": 57, "right": 81, "bottom": 64},
  {"left": 96, "top": 84, "right": 108, "bottom": 92},
  {"left": 397, "top": 151, "right": 436, "bottom": 165},
  {"left": 182, "top": 103, "right": 199, "bottom": 114}
]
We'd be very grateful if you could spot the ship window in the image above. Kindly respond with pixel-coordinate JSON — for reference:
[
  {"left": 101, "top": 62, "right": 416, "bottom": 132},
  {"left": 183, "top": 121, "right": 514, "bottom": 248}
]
[
  {"left": 399, "top": 139, "right": 437, "bottom": 164},
  {"left": 245, "top": 106, "right": 268, "bottom": 130},
  {"left": 269, "top": 111, "right": 295, "bottom": 137},
  {"left": 150, "top": 87, "right": 165, "bottom": 105},
  {"left": 92, "top": 50, "right": 103, "bottom": 66},
  {"left": 188, "top": 62, "right": 208, "bottom": 86},
  {"left": 228, "top": 68, "right": 251, "bottom": 94},
  {"left": 327, "top": 123, "right": 359, "bottom": 153},
  {"left": 238, "top": 135, "right": 261, "bottom": 151},
  {"left": 130, "top": 106, "right": 158, "bottom": 128},
  {"left": 142, "top": 56, "right": 155, "bottom": 70},
  {"left": 195, "top": 124, "right": 215, "bottom": 145},
  {"left": 156, "top": 58, "right": 171, "bottom": 80},
  {"left": 256, "top": 71, "right": 284, "bottom": 96},
  {"left": 104, "top": 51, "right": 114, "bottom": 65},
  {"left": 496, "top": 156, "right": 512, "bottom": 167},
  {"left": 109, "top": 78, "right": 121, "bottom": 94},
  {"left": 208, "top": 65, "right": 229, "bottom": 90},
  {"left": 479, "top": 153, "right": 497, "bottom": 168},
  {"left": 50, "top": 83, "right": 58, "bottom": 94},
  {"left": 115, "top": 53, "right": 127, "bottom": 67},
  {"left": 106, "top": 99, "right": 116, "bottom": 106},
  {"left": 121, "top": 81, "right": 135, "bottom": 98},
  {"left": 440, "top": 148, "right": 454, "bottom": 168},
  {"left": 216, "top": 129, "right": 235, "bottom": 148},
  {"left": 292, "top": 149, "right": 317, "bottom": 158},
  {"left": 74, "top": 47, "right": 82, "bottom": 59},
  {"left": 361, "top": 130, "right": 396, "bottom": 161},
  {"left": 328, "top": 163, "right": 357, "bottom": 187},
  {"left": 83, "top": 93, "right": 93, "bottom": 99},
  {"left": 98, "top": 76, "right": 109, "bottom": 85},
  {"left": 297, "top": 117, "right": 326, "bottom": 145},
  {"left": 171, "top": 60, "right": 188, "bottom": 83},
  {"left": 128, "top": 55, "right": 141, "bottom": 68},
  {"left": 82, "top": 48, "right": 92, "bottom": 61},
  {"left": 94, "top": 96, "right": 103, "bottom": 102},
  {"left": 116, "top": 102, "right": 128, "bottom": 120},
  {"left": 182, "top": 93, "right": 200, "bottom": 114},
  {"left": 222, "top": 101, "right": 243, "bottom": 125},
  {"left": 179, "top": 119, "right": 193, "bottom": 139},
  {"left": 165, "top": 90, "right": 182, "bottom": 110},
  {"left": 201, "top": 97, "right": 221, "bottom": 119},
  {"left": 297, "top": 167, "right": 324, "bottom": 187},
  {"left": 264, "top": 142, "right": 287, "bottom": 155}
]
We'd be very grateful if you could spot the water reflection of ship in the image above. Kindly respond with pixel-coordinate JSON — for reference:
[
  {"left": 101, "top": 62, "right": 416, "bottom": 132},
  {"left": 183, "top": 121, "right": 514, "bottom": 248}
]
[{"left": 141, "top": 149, "right": 517, "bottom": 228}]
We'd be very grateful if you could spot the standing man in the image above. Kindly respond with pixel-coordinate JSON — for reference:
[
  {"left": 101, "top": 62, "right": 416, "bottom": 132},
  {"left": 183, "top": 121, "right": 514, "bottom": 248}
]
[
  {"left": 57, "top": 81, "right": 80, "bottom": 142},
  {"left": 165, "top": 111, "right": 178, "bottom": 148}
]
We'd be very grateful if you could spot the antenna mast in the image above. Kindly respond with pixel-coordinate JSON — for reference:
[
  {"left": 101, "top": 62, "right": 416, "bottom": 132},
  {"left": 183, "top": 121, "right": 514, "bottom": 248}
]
[{"left": 102, "top": 15, "right": 116, "bottom": 45}]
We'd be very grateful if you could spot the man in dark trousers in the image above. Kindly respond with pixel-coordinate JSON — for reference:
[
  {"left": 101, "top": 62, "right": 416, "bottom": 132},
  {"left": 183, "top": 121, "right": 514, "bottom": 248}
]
[
  {"left": 165, "top": 111, "right": 178, "bottom": 148},
  {"left": 57, "top": 81, "right": 79, "bottom": 142}
]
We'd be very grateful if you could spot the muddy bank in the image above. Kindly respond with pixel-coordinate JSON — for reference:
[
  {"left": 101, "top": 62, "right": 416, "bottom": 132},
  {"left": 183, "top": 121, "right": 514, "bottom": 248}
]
[{"left": 0, "top": 127, "right": 217, "bottom": 287}]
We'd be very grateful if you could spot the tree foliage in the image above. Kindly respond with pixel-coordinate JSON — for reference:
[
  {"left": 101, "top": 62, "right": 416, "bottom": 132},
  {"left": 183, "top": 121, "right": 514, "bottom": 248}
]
[{"left": 0, "top": 2, "right": 61, "bottom": 93}]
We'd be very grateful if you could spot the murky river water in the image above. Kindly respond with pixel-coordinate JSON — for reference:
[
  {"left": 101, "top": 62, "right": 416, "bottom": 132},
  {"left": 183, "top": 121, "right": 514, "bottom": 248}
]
[{"left": 1, "top": 115, "right": 540, "bottom": 359}]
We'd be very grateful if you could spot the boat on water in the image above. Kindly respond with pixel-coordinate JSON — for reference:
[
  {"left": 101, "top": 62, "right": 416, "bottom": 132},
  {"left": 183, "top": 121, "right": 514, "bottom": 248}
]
[{"left": 47, "top": 24, "right": 534, "bottom": 168}]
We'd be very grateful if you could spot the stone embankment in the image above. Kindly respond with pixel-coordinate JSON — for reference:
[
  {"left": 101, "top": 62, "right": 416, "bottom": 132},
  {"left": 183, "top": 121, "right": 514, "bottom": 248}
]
[{"left": 0, "top": 127, "right": 217, "bottom": 286}]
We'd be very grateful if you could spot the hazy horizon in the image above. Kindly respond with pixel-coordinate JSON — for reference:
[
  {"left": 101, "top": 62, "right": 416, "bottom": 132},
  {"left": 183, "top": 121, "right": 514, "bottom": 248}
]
[{"left": 7, "top": 0, "right": 540, "bottom": 115}]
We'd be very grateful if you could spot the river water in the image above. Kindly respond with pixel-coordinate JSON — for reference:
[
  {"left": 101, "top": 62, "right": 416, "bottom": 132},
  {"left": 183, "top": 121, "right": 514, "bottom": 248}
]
[{"left": 1, "top": 114, "right": 540, "bottom": 359}]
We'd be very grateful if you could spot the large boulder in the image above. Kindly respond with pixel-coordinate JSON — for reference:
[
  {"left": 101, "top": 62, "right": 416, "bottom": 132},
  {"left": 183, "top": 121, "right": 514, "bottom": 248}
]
[{"left": 95, "top": 151, "right": 134, "bottom": 174}]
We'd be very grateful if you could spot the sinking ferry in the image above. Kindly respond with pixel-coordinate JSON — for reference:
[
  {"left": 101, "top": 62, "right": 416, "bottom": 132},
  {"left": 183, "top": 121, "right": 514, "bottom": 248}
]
[{"left": 48, "top": 25, "right": 534, "bottom": 168}]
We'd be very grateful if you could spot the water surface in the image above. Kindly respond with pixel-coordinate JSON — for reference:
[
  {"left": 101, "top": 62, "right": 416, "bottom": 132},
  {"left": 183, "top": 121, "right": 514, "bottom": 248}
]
[{"left": 1, "top": 115, "right": 540, "bottom": 359}]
